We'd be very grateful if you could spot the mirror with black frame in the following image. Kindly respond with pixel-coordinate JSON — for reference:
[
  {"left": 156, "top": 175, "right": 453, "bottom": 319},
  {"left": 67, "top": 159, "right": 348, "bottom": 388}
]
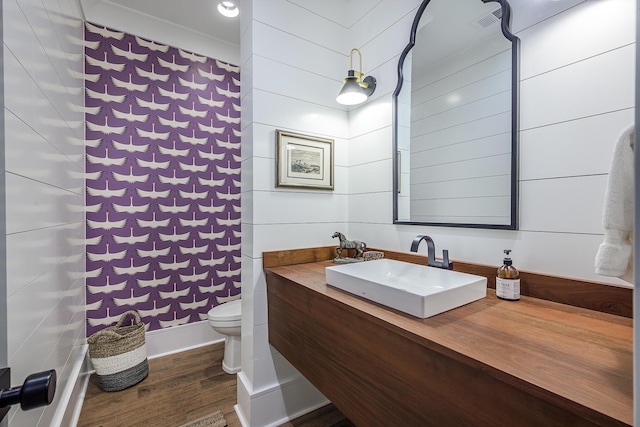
[{"left": 393, "top": 0, "right": 520, "bottom": 229}]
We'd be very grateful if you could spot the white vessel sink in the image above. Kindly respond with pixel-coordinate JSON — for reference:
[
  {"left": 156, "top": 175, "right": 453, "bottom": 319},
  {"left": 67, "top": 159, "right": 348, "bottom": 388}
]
[{"left": 325, "top": 258, "right": 487, "bottom": 318}]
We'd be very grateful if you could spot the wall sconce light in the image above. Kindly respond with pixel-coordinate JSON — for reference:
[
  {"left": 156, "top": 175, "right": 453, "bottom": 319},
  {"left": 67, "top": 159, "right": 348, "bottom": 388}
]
[
  {"left": 336, "top": 48, "right": 377, "bottom": 106},
  {"left": 217, "top": 1, "right": 239, "bottom": 18}
]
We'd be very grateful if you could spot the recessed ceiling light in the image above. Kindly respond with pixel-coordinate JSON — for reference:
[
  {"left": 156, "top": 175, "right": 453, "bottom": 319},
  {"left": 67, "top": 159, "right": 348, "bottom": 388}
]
[{"left": 218, "top": 1, "right": 239, "bottom": 18}]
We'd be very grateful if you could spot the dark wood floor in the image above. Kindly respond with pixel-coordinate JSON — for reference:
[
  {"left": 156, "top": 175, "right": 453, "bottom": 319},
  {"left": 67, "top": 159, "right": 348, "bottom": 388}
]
[{"left": 78, "top": 343, "right": 354, "bottom": 427}]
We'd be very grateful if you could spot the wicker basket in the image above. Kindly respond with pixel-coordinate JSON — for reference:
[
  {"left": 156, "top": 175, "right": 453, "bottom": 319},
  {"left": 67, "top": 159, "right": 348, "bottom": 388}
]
[{"left": 87, "top": 310, "right": 149, "bottom": 392}]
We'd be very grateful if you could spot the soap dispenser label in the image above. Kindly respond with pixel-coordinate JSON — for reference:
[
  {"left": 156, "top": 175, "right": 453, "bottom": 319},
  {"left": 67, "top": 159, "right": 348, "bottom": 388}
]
[{"left": 496, "top": 278, "right": 520, "bottom": 300}]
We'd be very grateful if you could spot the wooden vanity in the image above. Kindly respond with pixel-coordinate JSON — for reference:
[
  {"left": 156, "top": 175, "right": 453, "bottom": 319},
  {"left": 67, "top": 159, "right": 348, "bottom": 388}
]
[{"left": 265, "top": 247, "right": 633, "bottom": 427}]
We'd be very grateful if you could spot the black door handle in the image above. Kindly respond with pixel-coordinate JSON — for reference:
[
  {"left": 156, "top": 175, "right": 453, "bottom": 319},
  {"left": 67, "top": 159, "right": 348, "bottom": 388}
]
[{"left": 0, "top": 368, "right": 57, "bottom": 422}]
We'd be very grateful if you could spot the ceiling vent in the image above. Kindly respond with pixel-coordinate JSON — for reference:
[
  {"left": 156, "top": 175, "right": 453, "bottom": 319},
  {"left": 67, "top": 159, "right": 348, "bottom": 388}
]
[{"left": 471, "top": 7, "right": 502, "bottom": 30}]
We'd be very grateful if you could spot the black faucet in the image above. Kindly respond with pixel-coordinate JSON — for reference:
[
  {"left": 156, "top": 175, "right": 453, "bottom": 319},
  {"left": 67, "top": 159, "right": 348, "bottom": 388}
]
[{"left": 410, "top": 235, "right": 453, "bottom": 270}]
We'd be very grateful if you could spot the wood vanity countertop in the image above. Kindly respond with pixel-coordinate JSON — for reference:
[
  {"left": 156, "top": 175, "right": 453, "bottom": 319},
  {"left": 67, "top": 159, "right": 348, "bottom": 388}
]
[{"left": 265, "top": 260, "right": 633, "bottom": 426}]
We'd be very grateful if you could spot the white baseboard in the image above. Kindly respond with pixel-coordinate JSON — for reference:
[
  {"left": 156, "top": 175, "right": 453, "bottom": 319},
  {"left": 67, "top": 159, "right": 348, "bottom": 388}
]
[
  {"left": 235, "top": 371, "right": 329, "bottom": 427},
  {"left": 145, "top": 320, "right": 225, "bottom": 359},
  {"left": 235, "top": 402, "right": 249, "bottom": 427}
]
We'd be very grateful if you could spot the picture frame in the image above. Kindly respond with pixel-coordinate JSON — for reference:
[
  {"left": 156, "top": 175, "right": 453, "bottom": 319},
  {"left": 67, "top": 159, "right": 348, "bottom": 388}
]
[{"left": 276, "top": 130, "right": 334, "bottom": 190}]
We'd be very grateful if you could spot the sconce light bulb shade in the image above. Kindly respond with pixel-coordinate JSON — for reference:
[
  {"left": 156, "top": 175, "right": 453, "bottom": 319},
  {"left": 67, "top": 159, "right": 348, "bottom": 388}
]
[
  {"left": 336, "top": 67, "right": 377, "bottom": 106},
  {"left": 336, "top": 76, "right": 367, "bottom": 105},
  {"left": 218, "top": 1, "right": 239, "bottom": 17}
]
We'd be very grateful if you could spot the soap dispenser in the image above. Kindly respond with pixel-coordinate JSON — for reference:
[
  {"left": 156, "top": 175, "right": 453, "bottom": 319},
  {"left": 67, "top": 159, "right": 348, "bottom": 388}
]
[{"left": 496, "top": 249, "right": 520, "bottom": 301}]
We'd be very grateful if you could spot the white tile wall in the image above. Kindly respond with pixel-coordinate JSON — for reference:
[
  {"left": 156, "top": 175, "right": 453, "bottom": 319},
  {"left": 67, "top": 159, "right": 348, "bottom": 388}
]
[{"left": 3, "top": 0, "right": 86, "bottom": 425}]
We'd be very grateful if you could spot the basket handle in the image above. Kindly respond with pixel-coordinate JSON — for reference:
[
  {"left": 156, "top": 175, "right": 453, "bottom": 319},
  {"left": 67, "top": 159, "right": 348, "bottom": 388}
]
[{"left": 116, "top": 310, "right": 142, "bottom": 328}]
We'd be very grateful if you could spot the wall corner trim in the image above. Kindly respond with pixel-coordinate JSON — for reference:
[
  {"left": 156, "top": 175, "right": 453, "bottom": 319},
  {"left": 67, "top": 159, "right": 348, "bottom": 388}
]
[
  {"left": 51, "top": 344, "right": 89, "bottom": 427},
  {"left": 235, "top": 370, "right": 329, "bottom": 427}
]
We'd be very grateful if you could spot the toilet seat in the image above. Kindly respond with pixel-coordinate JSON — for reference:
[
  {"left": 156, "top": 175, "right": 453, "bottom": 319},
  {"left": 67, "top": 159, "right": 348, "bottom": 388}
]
[{"left": 208, "top": 299, "right": 241, "bottom": 323}]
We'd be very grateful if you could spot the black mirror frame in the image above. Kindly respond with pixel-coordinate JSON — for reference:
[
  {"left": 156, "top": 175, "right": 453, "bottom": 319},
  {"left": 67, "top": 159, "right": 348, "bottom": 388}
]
[{"left": 392, "top": 0, "right": 520, "bottom": 230}]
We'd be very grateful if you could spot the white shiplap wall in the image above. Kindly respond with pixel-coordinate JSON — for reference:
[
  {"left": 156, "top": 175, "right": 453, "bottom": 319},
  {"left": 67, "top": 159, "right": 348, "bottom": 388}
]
[
  {"left": 3, "top": 0, "right": 86, "bottom": 425},
  {"left": 237, "top": 0, "right": 360, "bottom": 425},
  {"left": 348, "top": 0, "right": 635, "bottom": 288},
  {"left": 238, "top": 0, "right": 392, "bottom": 426}
]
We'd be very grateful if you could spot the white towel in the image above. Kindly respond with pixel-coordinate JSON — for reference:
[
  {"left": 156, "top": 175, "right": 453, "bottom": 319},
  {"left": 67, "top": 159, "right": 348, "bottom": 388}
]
[{"left": 594, "top": 125, "right": 634, "bottom": 283}]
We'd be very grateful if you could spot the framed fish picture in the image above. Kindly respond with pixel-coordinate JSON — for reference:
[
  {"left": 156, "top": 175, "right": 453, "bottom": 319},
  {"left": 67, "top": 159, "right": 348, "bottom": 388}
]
[{"left": 276, "top": 130, "right": 334, "bottom": 190}]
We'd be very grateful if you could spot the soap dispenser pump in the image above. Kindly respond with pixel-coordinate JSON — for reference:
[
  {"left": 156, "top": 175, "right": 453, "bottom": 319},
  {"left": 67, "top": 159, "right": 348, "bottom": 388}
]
[{"left": 496, "top": 249, "right": 520, "bottom": 301}]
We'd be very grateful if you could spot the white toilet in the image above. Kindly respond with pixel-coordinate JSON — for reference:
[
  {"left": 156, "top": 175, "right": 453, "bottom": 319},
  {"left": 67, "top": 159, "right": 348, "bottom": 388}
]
[{"left": 208, "top": 298, "right": 242, "bottom": 374}]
